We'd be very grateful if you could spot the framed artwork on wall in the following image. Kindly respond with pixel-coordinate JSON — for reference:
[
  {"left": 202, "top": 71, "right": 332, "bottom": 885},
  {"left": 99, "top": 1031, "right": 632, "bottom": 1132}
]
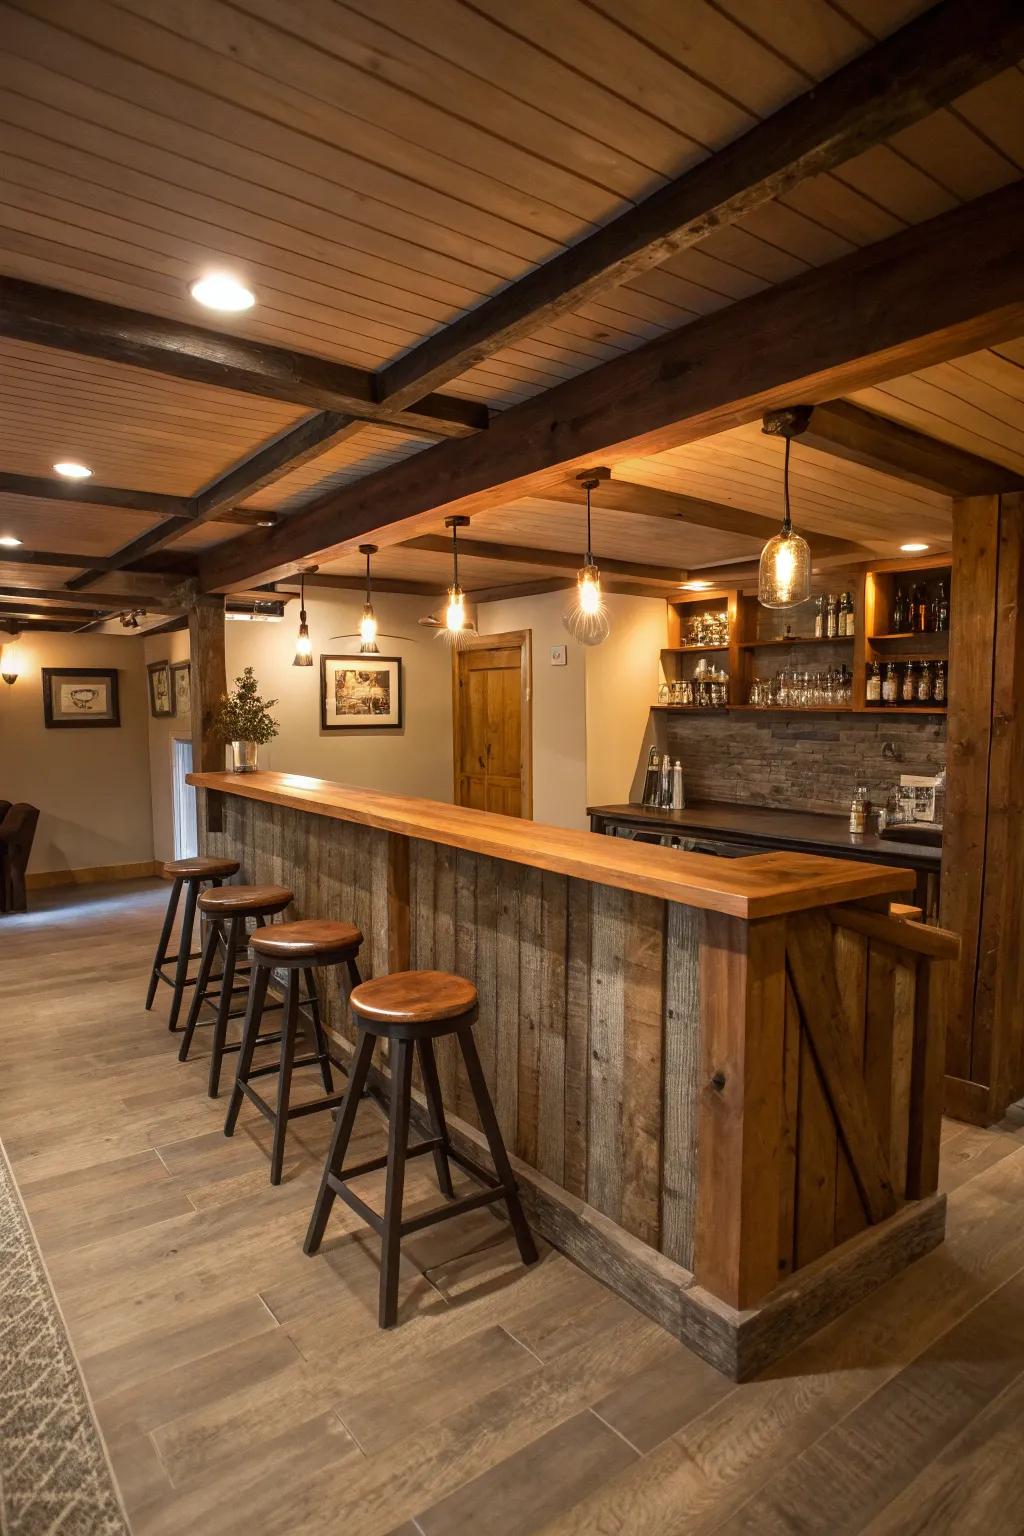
[
  {"left": 171, "top": 660, "right": 191, "bottom": 718},
  {"left": 320, "top": 654, "right": 403, "bottom": 731},
  {"left": 148, "top": 660, "right": 174, "bottom": 718},
  {"left": 41, "top": 667, "right": 120, "bottom": 729}
]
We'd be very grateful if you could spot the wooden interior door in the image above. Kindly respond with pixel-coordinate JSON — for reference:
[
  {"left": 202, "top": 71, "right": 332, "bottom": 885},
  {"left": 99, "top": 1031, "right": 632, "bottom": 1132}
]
[{"left": 453, "top": 631, "right": 532, "bottom": 818}]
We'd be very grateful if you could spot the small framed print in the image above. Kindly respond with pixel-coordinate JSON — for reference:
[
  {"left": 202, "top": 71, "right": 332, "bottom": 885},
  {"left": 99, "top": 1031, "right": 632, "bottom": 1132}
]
[
  {"left": 171, "top": 660, "right": 191, "bottom": 718},
  {"left": 42, "top": 667, "right": 120, "bottom": 729},
  {"left": 320, "top": 654, "right": 403, "bottom": 731},
  {"left": 148, "top": 660, "right": 174, "bottom": 718}
]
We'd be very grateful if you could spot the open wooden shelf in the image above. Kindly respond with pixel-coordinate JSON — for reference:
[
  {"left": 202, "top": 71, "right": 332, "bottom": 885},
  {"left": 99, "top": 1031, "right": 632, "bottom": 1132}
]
[
  {"left": 860, "top": 705, "right": 948, "bottom": 716},
  {"left": 662, "top": 644, "right": 729, "bottom": 654},
  {"left": 870, "top": 631, "right": 948, "bottom": 642},
  {"left": 738, "top": 635, "right": 854, "bottom": 649}
]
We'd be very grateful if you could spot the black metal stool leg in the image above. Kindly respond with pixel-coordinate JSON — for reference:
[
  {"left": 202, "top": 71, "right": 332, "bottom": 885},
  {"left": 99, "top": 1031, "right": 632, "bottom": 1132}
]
[
  {"left": 166, "top": 877, "right": 200, "bottom": 1034},
  {"left": 303, "top": 966, "right": 334, "bottom": 1093},
  {"left": 380, "top": 1037, "right": 414, "bottom": 1329},
  {"left": 207, "top": 915, "right": 242, "bottom": 1099},
  {"left": 304, "top": 1029, "right": 376, "bottom": 1255},
  {"left": 146, "top": 877, "right": 182, "bottom": 1010},
  {"left": 416, "top": 1037, "right": 455, "bottom": 1200},
  {"left": 270, "top": 970, "right": 300, "bottom": 1185},
  {"left": 225, "top": 960, "right": 271, "bottom": 1136},
  {"left": 178, "top": 917, "right": 220, "bottom": 1062},
  {"left": 458, "top": 1025, "right": 539, "bottom": 1266}
]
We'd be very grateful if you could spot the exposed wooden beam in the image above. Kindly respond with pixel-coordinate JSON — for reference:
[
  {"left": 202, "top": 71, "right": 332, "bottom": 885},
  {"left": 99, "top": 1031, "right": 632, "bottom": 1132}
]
[
  {"left": 401, "top": 533, "right": 684, "bottom": 584},
  {"left": 803, "top": 399, "right": 1024, "bottom": 495},
  {"left": 376, "top": 0, "right": 1024, "bottom": 410},
  {"left": 466, "top": 577, "right": 571, "bottom": 603},
  {"left": 0, "top": 602, "right": 106, "bottom": 621},
  {"left": 0, "top": 472, "right": 194, "bottom": 520},
  {"left": 273, "top": 574, "right": 443, "bottom": 598},
  {"left": 0, "top": 583, "right": 177, "bottom": 609},
  {"left": 65, "top": 413, "right": 367, "bottom": 589},
  {"left": 541, "top": 479, "right": 866, "bottom": 558},
  {"left": 201, "top": 182, "right": 1024, "bottom": 594},
  {"left": 1, "top": 548, "right": 115, "bottom": 571},
  {"left": 0, "top": 278, "right": 487, "bottom": 438}
]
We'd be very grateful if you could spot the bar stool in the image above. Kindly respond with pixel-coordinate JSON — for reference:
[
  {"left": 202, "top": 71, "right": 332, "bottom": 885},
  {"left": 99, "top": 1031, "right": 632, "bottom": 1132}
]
[
  {"left": 178, "top": 883, "right": 293, "bottom": 1097},
  {"left": 145, "top": 856, "right": 240, "bottom": 1033},
  {"left": 224, "top": 919, "right": 364, "bottom": 1185},
  {"left": 304, "top": 969, "right": 538, "bottom": 1327}
]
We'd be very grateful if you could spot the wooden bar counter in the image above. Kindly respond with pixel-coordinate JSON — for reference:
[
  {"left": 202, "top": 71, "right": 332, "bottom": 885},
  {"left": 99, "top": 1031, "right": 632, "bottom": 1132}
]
[{"left": 190, "top": 769, "right": 957, "bottom": 1378}]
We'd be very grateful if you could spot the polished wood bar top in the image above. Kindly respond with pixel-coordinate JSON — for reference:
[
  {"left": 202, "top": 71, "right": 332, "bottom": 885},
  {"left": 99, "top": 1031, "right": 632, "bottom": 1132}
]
[{"left": 189, "top": 770, "right": 914, "bottom": 919}]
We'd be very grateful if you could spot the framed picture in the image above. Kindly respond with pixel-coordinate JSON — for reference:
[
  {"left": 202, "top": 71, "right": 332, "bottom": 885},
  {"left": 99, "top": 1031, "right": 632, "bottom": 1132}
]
[
  {"left": 148, "top": 660, "right": 174, "bottom": 718},
  {"left": 41, "top": 667, "right": 120, "bottom": 729},
  {"left": 171, "top": 660, "right": 191, "bottom": 718},
  {"left": 320, "top": 654, "right": 403, "bottom": 731}
]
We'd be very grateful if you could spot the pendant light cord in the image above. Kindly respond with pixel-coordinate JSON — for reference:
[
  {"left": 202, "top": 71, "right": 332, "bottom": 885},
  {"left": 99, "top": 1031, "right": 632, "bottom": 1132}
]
[
  {"left": 452, "top": 521, "right": 461, "bottom": 587},
  {"left": 364, "top": 548, "right": 372, "bottom": 604},
  {"left": 299, "top": 569, "right": 306, "bottom": 620},
  {"left": 782, "top": 436, "right": 793, "bottom": 536},
  {"left": 585, "top": 481, "right": 594, "bottom": 565}
]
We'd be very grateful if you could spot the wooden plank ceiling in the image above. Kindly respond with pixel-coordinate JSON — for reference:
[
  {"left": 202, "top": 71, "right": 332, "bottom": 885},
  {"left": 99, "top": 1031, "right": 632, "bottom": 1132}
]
[{"left": 0, "top": 0, "right": 1022, "bottom": 624}]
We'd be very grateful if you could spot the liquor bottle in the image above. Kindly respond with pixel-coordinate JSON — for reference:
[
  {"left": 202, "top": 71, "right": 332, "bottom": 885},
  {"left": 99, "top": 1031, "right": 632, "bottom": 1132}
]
[
  {"left": 842, "top": 591, "right": 855, "bottom": 637},
  {"left": 916, "top": 585, "right": 930, "bottom": 633},
  {"left": 882, "top": 662, "right": 898, "bottom": 705},
  {"left": 814, "top": 595, "right": 824, "bottom": 638},
  {"left": 826, "top": 593, "right": 838, "bottom": 638},
  {"left": 933, "top": 581, "right": 949, "bottom": 632},
  {"left": 901, "top": 662, "right": 916, "bottom": 703},
  {"left": 671, "top": 760, "right": 684, "bottom": 811},
  {"left": 892, "top": 584, "right": 908, "bottom": 633},
  {"left": 866, "top": 661, "right": 882, "bottom": 703},
  {"left": 933, "top": 661, "right": 947, "bottom": 704},
  {"left": 917, "top": 661, "right": 932, "bottom": 703},
  {"left": 641, "top": 747, "right": 660, "bottom": 807},
  {"left": 659, "top": 756, "right": 672, "bottom": 808}
]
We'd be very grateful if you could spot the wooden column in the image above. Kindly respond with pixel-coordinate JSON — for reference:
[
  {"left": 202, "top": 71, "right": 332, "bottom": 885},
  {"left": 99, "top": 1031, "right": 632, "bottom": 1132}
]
[
  {"left": 188, "top": 594, "right": 227, "bottom": 773},
  {"left": 693, "top": 912, "right": 787, "bottom": 1310},
  {"left": 941, "top": 493, "right": 1024, "bottom": 1123}
]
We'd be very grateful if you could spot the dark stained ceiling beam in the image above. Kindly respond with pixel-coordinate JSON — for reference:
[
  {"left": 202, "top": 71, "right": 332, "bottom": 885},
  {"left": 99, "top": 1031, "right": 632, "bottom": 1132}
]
[
  {"left": 376, "top": 0, "right": 1024, "bottom": 411},
  {"left": 200, "top": 181, "right": 1024, "bottom": 594},
  {"left": 272, "top": 573, "right": 443, "bottom": 598},
  {"left": 0, "top": 472, "right": 194, "bottom": 520},
  {"left": 0, "top": 601, "right": 106, "bottom": 621},
  {"left": 64, "top": 413, "right": 365, "bottom": 589},
  {"left": 802, "top": 399, "right": 1024, "bottom": 495},
  {"left": 540, "top": 478, "right": 866, "bottom": 558},
  {"left": 400, "top": 533, "right": 684, "bottom": 584},
  {"left": 0, "top": 278, "right": 487, "bottom": 438},
  {"left": 0, "top": 582, "right": 177, "bottom": 609}
]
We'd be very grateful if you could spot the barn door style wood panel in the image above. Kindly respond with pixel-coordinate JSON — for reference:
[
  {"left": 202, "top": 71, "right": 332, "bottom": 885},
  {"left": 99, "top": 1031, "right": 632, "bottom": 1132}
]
[
  {"left": 452, "top": 631, "right": 532, "bottom": 818},
  {"left": 942, "top": 492, "right": 1024, "bottom": 1124}
]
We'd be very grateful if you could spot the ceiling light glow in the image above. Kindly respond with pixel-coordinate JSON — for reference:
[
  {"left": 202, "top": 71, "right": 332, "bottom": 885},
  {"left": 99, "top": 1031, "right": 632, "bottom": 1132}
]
[
  {"left": 53, "top": 461, "right": 93, "bottom": 479},
  {"left": 0, "top": 535, "right": 23, "bottom": 548},
  {"left": 190, "top": 273, "right": 255, "bottom": 312},
  {"left": 900, "top": 542, "right": 929, "bottom": 553}
]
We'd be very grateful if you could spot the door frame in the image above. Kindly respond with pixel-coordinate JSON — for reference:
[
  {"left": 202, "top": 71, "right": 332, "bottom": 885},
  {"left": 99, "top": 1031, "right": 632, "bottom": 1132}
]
[{"left": 451, "top": 629, "right": 533, "bottom": 819}]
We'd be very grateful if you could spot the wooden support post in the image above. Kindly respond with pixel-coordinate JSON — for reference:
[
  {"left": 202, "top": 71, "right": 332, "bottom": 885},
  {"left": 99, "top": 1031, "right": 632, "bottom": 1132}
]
[
  {"left": 188, "top": 594, "right": 227, "bottom": 774},
  {"left": 941, "top": 493, "right": 1024, "bottom": 1122},
  {"left": 693, "top": 913, "right": 787, "bottom": 1310}
]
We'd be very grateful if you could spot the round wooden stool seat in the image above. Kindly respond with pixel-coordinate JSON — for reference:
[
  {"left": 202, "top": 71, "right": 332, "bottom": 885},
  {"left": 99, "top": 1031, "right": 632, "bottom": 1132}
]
[
  {"left": 350, "top": 970, "right": 478, "bottom": 1027},
  {"left": 163, "top": 855, "right": 240, "bottom": 880},
  {"left": 250, "top": 919, "right": 362, "bottom": 962},
  {"left": 199, "top": 882, "right": 293, "bottom": 918}
]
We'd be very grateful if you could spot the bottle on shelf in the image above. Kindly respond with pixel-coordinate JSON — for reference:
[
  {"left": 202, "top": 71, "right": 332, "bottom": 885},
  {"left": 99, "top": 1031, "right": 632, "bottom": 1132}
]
[
  {"left": 933, "top": 660, "right": 947, "bottom": 704},
  {"left": 840, "top": 590, "right": 855, "bottom": 637},
  {"left": 866, "top": 661, "right": 882, "bottom": 703},
  {"left": 814, "top": 595, "right": 824, "bottom": 639},
  {"left": 917, "top": 661, "right": 933, "bottom": 704},
  {"left": 933, "top": 581, "right": 949, "bottom": 633},
  {"left": 882, "top": 662, "right": 899, "bottom": 705},
  {"left": 915, "top": 585, "right": 930, "bottom": 633},
  {"left": 671, "top": 759, "right": 684, "bottom": 811},
  {"left": 892, "top": 584, "right": 908, "bottom": 633},
  {"left": 659, "top": 755, "right": 672, "bottom": 808},
  {"left": 641, "top": 747, "right": 660, "bottom": 807},
  {"left": 901, "top": 662, "right": 917, "bottom": 703},
  {"left": 849, "top": 784, "right": 871, "bottom": 835},
  {"left": 826, "top": 593, "right": 839, "bottom": 638}
]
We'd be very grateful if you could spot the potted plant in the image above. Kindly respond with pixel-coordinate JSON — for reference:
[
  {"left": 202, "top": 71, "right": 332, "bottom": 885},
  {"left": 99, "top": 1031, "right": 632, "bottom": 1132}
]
[{"left": 211, "top": 667, "right": 279, "bottom": 772}]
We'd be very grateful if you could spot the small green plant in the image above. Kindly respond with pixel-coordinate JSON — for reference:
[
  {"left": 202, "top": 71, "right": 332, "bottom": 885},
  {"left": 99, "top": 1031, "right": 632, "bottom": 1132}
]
[{"left": 211, "top": 667, "right": 279, "bottom": 744}]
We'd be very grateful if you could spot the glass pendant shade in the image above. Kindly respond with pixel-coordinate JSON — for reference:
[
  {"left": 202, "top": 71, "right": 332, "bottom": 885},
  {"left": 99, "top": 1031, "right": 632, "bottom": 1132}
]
[
  {"left": 758, "top": 527, "right": 811, "bottom": 608},
  {"left": 1, "top": 639, "right": 23, "bottom": 685},
  {"left": 441, "top": 518, "right": 473, "bottom": 648},
  {"left": 358, "top": 603, "right": 379, "bottom": 654},
  {"left": 292, "top": 568, "right": 314, "bottom": 665},
  {"left": 562, "top": 478, "right": 610, "bottom": 645}
]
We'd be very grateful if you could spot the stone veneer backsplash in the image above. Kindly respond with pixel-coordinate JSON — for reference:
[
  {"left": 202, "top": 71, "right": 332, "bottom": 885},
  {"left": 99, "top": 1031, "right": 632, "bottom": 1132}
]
[{"left": 665, "top": 713, "right": 946, "bottom": 815}]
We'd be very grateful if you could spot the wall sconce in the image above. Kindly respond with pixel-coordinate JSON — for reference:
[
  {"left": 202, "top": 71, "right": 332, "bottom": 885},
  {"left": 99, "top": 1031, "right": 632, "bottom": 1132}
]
[{"left": 2, "top": 637, "right": 23, "bottom": 685}]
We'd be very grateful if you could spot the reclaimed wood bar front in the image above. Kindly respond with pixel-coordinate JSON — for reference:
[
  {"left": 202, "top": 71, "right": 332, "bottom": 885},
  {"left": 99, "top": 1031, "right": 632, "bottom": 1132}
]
[{"left": 191, "top": 769, "right": 957, "bottom": 1378}]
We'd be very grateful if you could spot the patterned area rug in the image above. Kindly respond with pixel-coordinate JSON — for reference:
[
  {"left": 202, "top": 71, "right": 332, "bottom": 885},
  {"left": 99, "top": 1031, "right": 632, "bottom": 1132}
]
[{"left": 0, "top": 1140, "right": 129, "bottom": 1536}]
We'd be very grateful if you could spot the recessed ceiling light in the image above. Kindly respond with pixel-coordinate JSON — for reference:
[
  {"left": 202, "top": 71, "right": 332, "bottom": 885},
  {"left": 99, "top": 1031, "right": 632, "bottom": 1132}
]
[
  {"left": 190, "top": 273, "right": 255, "bottom": 312},
  {"left": 53, "top": 461, "right": 93, "bottom": 480},
  {"left": 0, "top": 535, "right": 22, "bottom": 548},
  {"left": 901, "top": 542, "right": 929, "bottom": 552},
  {"left": 679, "top": 579, "right": 712, "bottom": 590}
]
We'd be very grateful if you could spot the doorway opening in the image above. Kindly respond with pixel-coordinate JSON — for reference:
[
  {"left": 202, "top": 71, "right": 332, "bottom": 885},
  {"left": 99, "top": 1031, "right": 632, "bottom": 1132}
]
[
  {"left": 171, "top": 737, "right": 198, "bottom": 859},
  {"left": 452, "top": 630, "right": 532, "bottom": 818}
]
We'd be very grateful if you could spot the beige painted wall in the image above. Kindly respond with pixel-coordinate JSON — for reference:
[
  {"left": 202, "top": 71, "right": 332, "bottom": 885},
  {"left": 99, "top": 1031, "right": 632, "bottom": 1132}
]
[
  {"left": 478, "top": 590, "right": 589, "bottom": 830},
  {"left": 585, "top": 594, "right": 668, "bottom": 810},
  {"left": 222, "top": 589, "right": 455, "bottom": 798},
  {"left": 0, "top": 631, "right": 154, "bottom": 875},
  {"left": 143, "top": 627, "right": 191, "bottom": 866}
]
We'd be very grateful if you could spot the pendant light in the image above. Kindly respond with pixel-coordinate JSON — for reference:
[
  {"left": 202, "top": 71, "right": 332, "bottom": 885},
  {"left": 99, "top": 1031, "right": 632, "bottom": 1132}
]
[
  {"left": 292, "top": 564, "right": 317, "bottom": 666},
  {"left": 563, "top": 474, "right": 610, "bottom": 645},
  {"left": 358, "top": 543, "right": 380, "bottom": 653},
  {"left": 442, "top": 515, "right": 472, "bottom": 647},
  {"left": 758, "top": 408, "right": 812, "bottom": 610}
]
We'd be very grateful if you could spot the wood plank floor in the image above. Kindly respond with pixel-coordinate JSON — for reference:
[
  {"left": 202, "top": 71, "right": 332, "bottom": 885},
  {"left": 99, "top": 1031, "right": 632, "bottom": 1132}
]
[{"left": 3, "top": 880, "right": 1024, "bottom": 1536}]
